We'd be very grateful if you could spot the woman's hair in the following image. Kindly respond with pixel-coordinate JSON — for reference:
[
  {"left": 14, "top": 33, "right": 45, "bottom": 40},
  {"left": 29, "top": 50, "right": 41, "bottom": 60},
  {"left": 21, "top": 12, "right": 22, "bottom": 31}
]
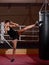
[{"left": 5, "top": 20, "right": 11, "bottom": 23}]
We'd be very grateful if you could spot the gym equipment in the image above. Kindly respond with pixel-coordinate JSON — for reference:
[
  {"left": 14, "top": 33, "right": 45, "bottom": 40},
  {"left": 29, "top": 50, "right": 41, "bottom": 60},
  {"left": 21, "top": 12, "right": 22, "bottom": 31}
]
[{"left": 39, "top": 0, "right": 49, "bottom": 60}]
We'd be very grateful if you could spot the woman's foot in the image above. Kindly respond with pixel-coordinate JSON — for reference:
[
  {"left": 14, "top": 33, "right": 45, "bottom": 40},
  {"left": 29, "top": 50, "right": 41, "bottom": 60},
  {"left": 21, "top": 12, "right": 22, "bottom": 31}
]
[{"left": 11, "top": 59, "right": 15, "bottom": 62}]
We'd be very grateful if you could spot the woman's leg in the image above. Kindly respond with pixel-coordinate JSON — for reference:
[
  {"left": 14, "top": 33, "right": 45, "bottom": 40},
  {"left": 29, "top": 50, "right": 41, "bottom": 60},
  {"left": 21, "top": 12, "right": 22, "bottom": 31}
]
[
  {"left": 11, "top": 39, "right": 18, "bottom": 62},
  {"left": 18, "top": 24, "right": 35, "bottom": 35}
]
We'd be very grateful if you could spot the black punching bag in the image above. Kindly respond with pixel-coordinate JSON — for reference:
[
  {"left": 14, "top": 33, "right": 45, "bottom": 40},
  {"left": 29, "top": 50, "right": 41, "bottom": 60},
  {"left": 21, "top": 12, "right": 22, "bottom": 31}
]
[{"left": 39, "top": 11, "right": 49, "bottom": 60}]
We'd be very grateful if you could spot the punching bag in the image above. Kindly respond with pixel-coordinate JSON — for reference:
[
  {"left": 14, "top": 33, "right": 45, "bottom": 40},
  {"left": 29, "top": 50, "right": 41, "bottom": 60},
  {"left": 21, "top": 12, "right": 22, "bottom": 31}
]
[{"left": 39, "top": 11, "right": 49, "bottom": 60}]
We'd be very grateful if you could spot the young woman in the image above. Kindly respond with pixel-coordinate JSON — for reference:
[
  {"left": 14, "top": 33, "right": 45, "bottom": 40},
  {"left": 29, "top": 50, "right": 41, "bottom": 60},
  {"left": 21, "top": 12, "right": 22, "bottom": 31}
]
[{"left": 4, "top": 20, "right": 36, "bottom": 62}]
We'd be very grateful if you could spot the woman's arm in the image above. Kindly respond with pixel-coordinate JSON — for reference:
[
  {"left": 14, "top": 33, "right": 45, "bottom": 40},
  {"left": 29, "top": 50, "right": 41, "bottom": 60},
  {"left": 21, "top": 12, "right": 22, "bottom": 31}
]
[
  {"left": 10, "top": 21, "right": 20, "bottom": 27},
  {"left": 9, "top": 25, "right": 17, "bottom": 27}
]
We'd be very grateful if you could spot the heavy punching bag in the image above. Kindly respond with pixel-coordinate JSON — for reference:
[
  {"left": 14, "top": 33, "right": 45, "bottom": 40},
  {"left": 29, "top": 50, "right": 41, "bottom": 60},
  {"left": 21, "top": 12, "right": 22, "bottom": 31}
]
[{"left": 39, "top": 11, "right": 49, "bottom": 60}]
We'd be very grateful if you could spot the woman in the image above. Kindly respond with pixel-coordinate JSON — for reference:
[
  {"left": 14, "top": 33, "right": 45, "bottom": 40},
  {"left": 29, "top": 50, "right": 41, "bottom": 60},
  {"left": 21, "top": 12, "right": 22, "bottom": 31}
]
[{"left": 4, "top": 20, "right": 36, "bottom": 62}]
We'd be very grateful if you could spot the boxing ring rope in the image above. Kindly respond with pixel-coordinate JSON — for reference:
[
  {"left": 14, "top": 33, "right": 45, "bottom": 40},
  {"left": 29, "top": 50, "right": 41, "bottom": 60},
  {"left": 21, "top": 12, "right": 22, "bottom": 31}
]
[{"left": 0, "top": 22, "right": 39, "bottom": 48}]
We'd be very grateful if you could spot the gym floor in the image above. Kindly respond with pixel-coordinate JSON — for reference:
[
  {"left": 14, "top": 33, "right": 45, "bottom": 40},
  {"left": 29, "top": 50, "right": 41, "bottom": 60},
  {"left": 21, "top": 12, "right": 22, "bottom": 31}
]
[{"left": 0, "top": 54, "right": 49, "bottom": 65}]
